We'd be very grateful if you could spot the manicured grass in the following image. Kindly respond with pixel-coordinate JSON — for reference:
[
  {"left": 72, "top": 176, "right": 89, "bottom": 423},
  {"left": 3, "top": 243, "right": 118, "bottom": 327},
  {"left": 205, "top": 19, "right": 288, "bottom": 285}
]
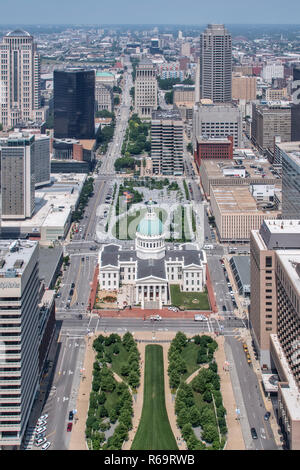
[
  {"left": 181, "top": 342, "right": 202, "bottom": 380},
  {"left": 131, "top": 345, "right": 178, "bottom": 450},
  {"left": 108, "top": 343, "right": 131, "bottom": 379},
  {"left": 170, "top": 285, "right": 210, "bottom": 310}
]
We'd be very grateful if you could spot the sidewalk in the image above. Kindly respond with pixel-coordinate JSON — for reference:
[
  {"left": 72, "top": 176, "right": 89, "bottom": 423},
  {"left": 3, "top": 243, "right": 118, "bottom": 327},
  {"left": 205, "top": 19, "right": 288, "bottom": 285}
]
[
  {"left": 68, "top": 335, "right": 95, "bottom": 451},
  {"left": 214, "top": 336, "right": 245, "bottom": 450}
]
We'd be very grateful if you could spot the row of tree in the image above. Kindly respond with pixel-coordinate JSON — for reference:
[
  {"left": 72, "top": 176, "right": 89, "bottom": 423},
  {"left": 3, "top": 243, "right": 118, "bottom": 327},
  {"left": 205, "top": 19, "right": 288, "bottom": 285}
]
[
  {"left": 72, "top": 177, "right": 94, "bottom": 222},
  {"left": 86, "top": 333, "right": 140, "bottom": 450},
  {"left": 168, "top": 333, "right": 227, "bottom": 450}
]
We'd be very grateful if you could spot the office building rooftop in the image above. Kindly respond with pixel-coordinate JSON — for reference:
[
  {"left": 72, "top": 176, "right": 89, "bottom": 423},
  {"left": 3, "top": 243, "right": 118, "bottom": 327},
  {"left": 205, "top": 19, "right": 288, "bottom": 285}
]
[{"left": 0, "top": 240, "right": 38, "bottom": 278}]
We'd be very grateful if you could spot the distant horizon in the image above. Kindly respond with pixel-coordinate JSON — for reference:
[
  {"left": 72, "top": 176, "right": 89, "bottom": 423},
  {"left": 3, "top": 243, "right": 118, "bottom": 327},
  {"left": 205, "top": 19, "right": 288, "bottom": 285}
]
[
  {"left": 1, "top": 0, "right": 300, "bottom": 25},
  {"left": 1, "top": 23, "right": 300, "bottom": 26}
]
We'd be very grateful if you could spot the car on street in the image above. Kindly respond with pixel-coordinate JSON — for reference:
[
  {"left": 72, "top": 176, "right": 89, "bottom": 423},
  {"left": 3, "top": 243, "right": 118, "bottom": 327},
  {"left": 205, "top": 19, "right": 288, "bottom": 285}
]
[
  {"left": 35, "top": 437, "right": 47, "bottom": 447},
  {"left": 41, "top": 442, "right": 51, "bottom": 450},
  {"left": 35, "top": 426, "right": 46, "bottom": 434},
  {"left": 67, "top": 422, "right": 73, "bottom": 432},
  {"left": 250, "top": 427, "right": 258, "bottom": 439},
  {"left": 37, "top": 419, "right": 47, "bottom": 427},
  {"left": 222, "top": 305, "right": 227, "bottom": 311},
  {"left": 264, "top": 412, "right": 271, "bottom": 421},
  {"left": 149, "top": 315, "right": 162, "bottom": 321},
  {"left": 69, "top": 411, "right": 74, "bottom": 421}
]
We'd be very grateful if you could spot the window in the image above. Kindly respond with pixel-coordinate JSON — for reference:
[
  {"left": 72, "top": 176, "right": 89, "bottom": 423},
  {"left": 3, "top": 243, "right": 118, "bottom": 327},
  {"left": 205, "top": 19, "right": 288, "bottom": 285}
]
[{"left": 265, "top": 257, "right": 272, "bottom": 268}]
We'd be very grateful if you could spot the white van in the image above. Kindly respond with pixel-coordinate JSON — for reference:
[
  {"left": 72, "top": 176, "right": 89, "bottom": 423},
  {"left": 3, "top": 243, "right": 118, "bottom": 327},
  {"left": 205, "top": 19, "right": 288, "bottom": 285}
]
[{"left": 204, "top": 244, "right": 213, "bottom": 250}]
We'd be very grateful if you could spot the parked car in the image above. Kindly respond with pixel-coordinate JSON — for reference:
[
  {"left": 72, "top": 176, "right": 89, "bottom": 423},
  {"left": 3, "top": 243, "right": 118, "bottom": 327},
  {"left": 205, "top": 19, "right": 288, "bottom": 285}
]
[
  {"left": 39, "top": 414, "right": 48, "bottom": 421},
  {"left": 37, "top": 419, "right": 47, "bottom": 427},
  {"left": 41, "top": 442, "right": 51, "bottom": 450},
  {"left": 264, "top": 412, "right": 271, "bottom": 421},
  {"left": 67, "top": 422, "right": 73, "bottom": 432},
  {"left": 222, "top": 305, "right": 227, "bottom": 311},
  {"left": 35, "top": 438, "right": 47, "bottom": 447},
  {"left": 69, "top": 411, "right": 74, "bottom": 421},
  {"left": 35, "top": 426, "right": 46, "bottom": 434},
  {"left": 251, "top": 427, "right": 258, "bottom": 439}
]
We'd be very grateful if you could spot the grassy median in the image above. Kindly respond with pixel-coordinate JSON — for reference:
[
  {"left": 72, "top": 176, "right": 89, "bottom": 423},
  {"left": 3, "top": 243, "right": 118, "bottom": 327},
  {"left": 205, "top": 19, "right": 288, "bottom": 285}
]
[{"left": 131, "top": 345, "right": 178, "bottom": 450}]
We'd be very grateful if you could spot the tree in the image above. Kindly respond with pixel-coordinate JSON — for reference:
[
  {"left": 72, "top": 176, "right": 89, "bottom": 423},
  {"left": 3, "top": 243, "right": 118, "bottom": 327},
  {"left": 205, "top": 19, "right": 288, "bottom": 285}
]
[
  {"left": 128, "top": 370, "right": 140, "bottom": 388},
  {"left": 177, "top": 408, "right": 190, "bottom": 429},
  {"left": 121, "top": 363, "right": 130, "bottom": 376},
  {"left": 202, "top": 424, "right": 219, "bottom": 443},
  {"left": 169, "top": 369, "right": 180, "bottom": 389},
  {"left": 188, "top": 405, "right": 201, "bottom": 427}
]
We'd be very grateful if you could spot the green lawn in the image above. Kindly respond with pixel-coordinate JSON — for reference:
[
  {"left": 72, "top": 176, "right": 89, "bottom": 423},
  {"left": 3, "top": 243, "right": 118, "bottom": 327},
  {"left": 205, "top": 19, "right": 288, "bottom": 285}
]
[
  {"left": 170, "top": 285, "right": 210, "bottom": 310},
  {"left": 131, "top": 345, "right": 178, "bottom": 450},
  {"left": 181, "top": 342, "right": 202, "bottom": 380},
  {"left": 108, "top": 343, "right": 131, "bottom": 379}
]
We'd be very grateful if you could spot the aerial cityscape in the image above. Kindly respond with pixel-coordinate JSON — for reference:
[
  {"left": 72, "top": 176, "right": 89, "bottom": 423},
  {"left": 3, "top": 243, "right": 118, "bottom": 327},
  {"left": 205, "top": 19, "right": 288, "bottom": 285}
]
[{"left": 1, "top": 0, "right": 300, "bottom": 456}]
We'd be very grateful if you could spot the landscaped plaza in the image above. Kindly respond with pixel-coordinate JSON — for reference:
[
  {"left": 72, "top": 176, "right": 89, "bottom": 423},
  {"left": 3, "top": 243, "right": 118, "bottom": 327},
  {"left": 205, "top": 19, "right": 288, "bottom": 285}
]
[{"left": 68, "top": 331, "right": 245, "bottom": 451}]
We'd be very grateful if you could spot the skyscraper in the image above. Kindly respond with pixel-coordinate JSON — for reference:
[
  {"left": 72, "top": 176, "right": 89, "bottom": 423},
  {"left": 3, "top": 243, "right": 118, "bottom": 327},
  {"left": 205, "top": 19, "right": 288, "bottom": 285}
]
[
  {"left": 151, "top": 109, "right": 184, "bottom": 176},
  {"left": 134, "top": 59, "right": 157, "bottom": 119},
  {"left": 199, "top": 24, "right": 232, "bottom": 103},
  {"left": 250, "top": 220, "right": 300, "bottom": 450},
  {"left": 1, "top": 133, "right": 35, "bottom": 220},
  {"left": 54, "top": 69, "right": 95, "bottom": 139},
  {"left": 0, "top": 29, "right": 41, "bottom": 129},
  {"left": 281, "top": 145, "right": 300, "bottom": 219},
  {"left": 0, "top": 240, "right": 40, "bottom": 448}
]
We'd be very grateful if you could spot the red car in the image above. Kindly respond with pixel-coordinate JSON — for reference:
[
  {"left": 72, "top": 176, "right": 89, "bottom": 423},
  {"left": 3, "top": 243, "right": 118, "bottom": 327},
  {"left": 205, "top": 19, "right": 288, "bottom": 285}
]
[{"left": 67, "top": 423, "right": 73, "bottom": 432}]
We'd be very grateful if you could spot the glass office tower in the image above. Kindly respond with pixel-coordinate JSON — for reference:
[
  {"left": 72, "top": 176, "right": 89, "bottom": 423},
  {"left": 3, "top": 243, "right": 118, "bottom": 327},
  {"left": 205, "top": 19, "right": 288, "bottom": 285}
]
[{"left": 54, "top": 69, "right": 95, "bottom": 139}]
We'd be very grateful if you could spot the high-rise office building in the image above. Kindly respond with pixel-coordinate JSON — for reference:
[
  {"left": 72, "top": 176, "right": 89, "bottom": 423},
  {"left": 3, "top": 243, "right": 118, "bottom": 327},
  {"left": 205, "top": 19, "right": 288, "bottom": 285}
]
[
  {"left": 193, "top": 101, "right": 242, "bottom": 148},
  {"left": 0, "top": 131, "right": 50, "bottom": 190},
  {"left": 281, "top": 145, "right": 300, "bottom": 219},
  {"left": 199, "top": 24, "right": 232, "bottom": 103},
  {"left": 54, "top": 69, "right": 95, "bottom": 139},
  {"left": 151, "top": 109, "right": 184, "bottom": 176},
  {"left": 250, "top": 220, "right": 300, "bottom": 450},
  {"left": 134, "top": 59, "right": 158, "bottom": 119},
  {"left": 0, "top": 133, "right": 35, "bottom": 220},
  {"left": 0, "top": 240, "right": 40, "bottom": 448},
  {"left": 251, "top": 101, "right": 291, "bottom": 152},
  {"left": 0, "top": 30, "right": 41, "bottom": 130},
  {"left": 232, "top": 73, "right": 257, "bottom": 101}
]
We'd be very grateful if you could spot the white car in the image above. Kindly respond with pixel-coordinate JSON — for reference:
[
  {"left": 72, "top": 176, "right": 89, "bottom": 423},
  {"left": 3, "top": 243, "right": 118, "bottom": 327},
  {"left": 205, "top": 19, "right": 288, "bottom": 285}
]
[
  {"left": 41, "top": 441, "right": 51, "bottom": 450},
  {"left": 37, "top": 419, "right": 47, "bottom": 427},
  {"left": 35, "top": 426, "right": 47, "bottom": 434},
  {"left": 39, "top": 414, "right": 48, "bottom": 420},
  {"left": 35, "top": 438, "right": 47, "bottom": 447}
]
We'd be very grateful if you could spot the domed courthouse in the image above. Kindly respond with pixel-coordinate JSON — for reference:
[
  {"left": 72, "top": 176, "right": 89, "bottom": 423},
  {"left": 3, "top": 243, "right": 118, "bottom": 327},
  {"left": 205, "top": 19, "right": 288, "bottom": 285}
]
[{"left": 98, "top": 202, "right": 207, "bottom": 309}]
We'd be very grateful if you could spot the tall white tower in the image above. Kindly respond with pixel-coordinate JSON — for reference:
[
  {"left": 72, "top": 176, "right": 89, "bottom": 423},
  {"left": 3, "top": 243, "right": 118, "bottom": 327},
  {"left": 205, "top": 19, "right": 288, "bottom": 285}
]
[
  {"left": 0, "top": 29, "right": 41, "bottom": 129},
  {"left": 199, "top": 24, "right": 232, "bottom": 103}
]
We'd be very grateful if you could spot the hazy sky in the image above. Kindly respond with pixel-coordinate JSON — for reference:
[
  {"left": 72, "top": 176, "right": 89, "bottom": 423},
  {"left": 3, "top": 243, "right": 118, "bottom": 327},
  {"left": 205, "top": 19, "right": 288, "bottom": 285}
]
[{"left": 0, "top": 0, "right": 300, "bottom": 24}]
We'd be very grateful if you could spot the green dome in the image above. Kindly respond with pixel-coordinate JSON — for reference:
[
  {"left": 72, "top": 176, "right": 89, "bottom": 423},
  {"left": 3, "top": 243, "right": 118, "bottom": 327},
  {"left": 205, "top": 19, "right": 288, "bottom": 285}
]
[{"left": 137, "top": 217, "right": 163, "bottom": 236}]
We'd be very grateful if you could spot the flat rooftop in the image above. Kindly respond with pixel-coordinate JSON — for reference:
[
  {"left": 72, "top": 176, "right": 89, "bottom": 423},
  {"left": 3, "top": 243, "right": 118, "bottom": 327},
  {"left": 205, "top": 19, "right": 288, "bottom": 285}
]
[
  {"left": 263, "top": 219, "right": 300, "bottom": 234},
  {"left": 211, "top": 186, "right": 281, "bottom": 215},
  {"left": 200, "top": 158, "right": 280, "bottom": 181},
  {"left": 275, "top": 250, "right": 300, "bottom": 296},
  {"left": 1, "top": 174, "right": 85, "bottom": 232},
  {"left": 0, "top": 240, "right": 38, "bottom": 278},
  {"left": 152, "top": 109, "right": 182, "bottom": 121}
]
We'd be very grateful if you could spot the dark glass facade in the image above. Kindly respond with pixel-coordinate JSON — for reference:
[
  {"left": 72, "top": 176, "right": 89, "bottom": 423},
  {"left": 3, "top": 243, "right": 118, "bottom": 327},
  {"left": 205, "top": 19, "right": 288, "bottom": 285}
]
[
  {"left": 291, "top": 66, "right": 300, "bottom": 141},
  {"left": 54, "top": 69, "right": 95, "bottom": 139}
]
